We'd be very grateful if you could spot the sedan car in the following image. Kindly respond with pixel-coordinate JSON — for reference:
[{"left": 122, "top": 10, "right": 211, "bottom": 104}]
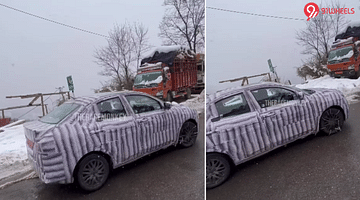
[
  {"left": 24, "top": 91, "right": 198, "bottom": 191},
  {"left": 206, "top": 82, "right": 349, "bottom": 188}
]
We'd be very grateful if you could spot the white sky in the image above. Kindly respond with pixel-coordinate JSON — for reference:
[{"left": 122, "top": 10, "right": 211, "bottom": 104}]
[
  {"left": 0, "top": 0, "right": 165, "bottom": 119},
  {"left": 206, "top": 0, "right": 359, "bottom": 94}
]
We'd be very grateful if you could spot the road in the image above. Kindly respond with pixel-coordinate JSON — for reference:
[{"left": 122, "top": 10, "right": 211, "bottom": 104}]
[
  {"left": 0, "top": 112, "right": 204, "bottom": 200},
  {"left": 207, "top": 101, "right": 360, "bottom": 200}
]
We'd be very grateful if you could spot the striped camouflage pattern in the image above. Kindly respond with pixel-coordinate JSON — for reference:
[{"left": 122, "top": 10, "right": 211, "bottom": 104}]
[
  {"left": 206, "top": 83, "right": 349, "bottom": 166},
  {"left": 24, "top": 91, "right": 198, "bottom": 184}
]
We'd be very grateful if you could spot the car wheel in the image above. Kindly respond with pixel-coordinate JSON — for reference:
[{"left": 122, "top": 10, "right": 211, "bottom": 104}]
[
  {"left": 178, "top": 121, "right": 197, "bottom": 148},
  {"left": 185, "top": 88, "right": 191, "bottom": 99},
  {"left": 76, "top": 154, "right": 110, "bottom": 192},
  {"left": 207, "top": 154, "right": 231, "bottom": 189},
  {"left": 165, "top": 91, "right": 173, "bottom": 102},
  {"left": 320, "top": 107, "right": 344, "bottom": 135}
]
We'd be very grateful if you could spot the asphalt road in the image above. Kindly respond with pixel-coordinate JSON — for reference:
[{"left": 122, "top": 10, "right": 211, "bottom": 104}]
[
  {"left": 0, "top": 113, "right": 204, "bottom": 200},
  {"left": 207, "top": 101, "right": 360, "bottom": 200}
]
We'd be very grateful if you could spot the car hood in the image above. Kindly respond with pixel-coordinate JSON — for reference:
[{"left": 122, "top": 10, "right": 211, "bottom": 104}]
[{"left": 309, "top": 88, "right": 344, "bottom": 96}]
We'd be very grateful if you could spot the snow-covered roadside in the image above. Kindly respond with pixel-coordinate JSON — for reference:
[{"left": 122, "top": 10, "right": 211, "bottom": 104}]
[
  {"left": 179, "top": 90, "right": 205, "bottom": 114},
  {"left": 296, "top": 75, "right": 360, "bottom": 103},
  {"left": 0, "top": 124, "right": 35, "bottom": 184}
]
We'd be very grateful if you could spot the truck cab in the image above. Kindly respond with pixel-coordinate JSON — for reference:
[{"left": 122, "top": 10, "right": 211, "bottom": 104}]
[{"left": 133, "top": 62, "right": 171, "bottom": 100}]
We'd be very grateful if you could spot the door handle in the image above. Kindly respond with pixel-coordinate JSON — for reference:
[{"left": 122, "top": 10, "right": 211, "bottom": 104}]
[
  {"left": 261, "top": 112, "right": 276, "bottom": 119},
  {"left": 138, "top": 118, "right": 148, "bottom": 123},
  {"left": 91, "top": 129, "right": 105, "bottom": 134}
]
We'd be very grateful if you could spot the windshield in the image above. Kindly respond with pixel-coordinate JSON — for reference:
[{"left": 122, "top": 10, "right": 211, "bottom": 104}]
[
  {"left": 134, "top": 71, "right": 163, "bottom": 86},
  {"left": 328, "top": 46, "right": 354, "bottom": 64},
  {"left": 40, "top": 103, "right": 80, "bottom": 124}
]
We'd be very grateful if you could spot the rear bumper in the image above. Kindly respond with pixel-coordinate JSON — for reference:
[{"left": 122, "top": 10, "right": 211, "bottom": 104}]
[{"left": 26, "top": 139, "right": 68, "bottom": 184}]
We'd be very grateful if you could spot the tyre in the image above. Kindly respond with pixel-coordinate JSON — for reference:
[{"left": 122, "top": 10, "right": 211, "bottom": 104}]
[
  {"left": 206, "top": 154, "right": 231, "bottom": 189},
  {"left": 320, "top": 107, "right": 344, "bottom": 135},
  {"left": 185, "top": 88, "right": 191, "bottom": 99},
  {"left": 178, "top": 121, "right": 197, "bottom": 148},
  {"left": 165, "top": 91, "right": 173, "bottom": 102},
  {"left": 76, "top": 154, "right": 110, "bottom": 192}
]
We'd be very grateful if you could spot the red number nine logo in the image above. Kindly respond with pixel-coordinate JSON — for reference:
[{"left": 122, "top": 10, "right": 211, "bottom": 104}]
[{"left": 304, "top": 3, "right": 319, "bottom": 21}]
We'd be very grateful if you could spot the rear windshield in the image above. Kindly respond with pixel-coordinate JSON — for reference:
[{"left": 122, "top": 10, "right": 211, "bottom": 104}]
[{"left": 40, "top": 103, "right": 80, "bottom": 124}]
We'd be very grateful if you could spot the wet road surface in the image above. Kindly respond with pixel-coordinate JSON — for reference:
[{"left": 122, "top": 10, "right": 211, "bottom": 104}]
[
  {"left": 207, "top": 102, "right": 360, "bottom": 200},
  {"left": 0, "top": 113, "right": 204, "bottom": 200}
]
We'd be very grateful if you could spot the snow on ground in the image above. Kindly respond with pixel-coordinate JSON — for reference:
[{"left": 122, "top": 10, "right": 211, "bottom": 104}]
[
  {"left": 296, "top": 75, "right": 360, "bottom": 103},
  {"left": 0, "top": 124, "right": 34, "bottom": 182},
  {"left": 180, "top": 90, "right": 205, "bottom": 114}
]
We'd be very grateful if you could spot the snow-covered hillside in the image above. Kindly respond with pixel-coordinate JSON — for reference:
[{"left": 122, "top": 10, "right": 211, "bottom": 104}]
[{"left": 296, "top": 75, "right": 360, "bottom": 103}]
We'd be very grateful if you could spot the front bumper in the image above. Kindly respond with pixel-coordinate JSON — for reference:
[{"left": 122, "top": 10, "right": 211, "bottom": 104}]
[{"left": 330, "top": 70, "right": 356, "bottom": 78}]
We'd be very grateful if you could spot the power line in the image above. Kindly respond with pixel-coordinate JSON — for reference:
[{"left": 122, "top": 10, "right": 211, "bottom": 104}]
[
  {"left": 0, "top": 3, "right": 109, "bottom": 38},
  {"left": 207, "top": 6, "right": 306, "bottom": 21}
]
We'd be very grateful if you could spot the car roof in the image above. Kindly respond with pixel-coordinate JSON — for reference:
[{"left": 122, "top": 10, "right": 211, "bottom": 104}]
[
  {"left": 207, "top": 82, "right": 287, "bottom": 104},
  {"left": 66, "top": 90, "right": 151, "bottom": 106}
]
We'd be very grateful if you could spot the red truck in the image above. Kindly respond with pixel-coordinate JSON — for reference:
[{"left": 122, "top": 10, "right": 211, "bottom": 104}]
[
  {"left": 133, "top": 46, "right": 197, "bottom": 101},
  {"left": 328, "top": 24, "right": 360, "bottom": 78}
]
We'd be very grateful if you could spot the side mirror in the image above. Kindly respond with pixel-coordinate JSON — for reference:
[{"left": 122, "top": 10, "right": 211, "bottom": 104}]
[
  {"left": 164, "top": 102, "right": 171, "bottom": 110},
  {"left": 298, "top": 91, "right": 305, "bottom": 100},
  {"left": 95, "top": 115, "right": 103, "bottom": 122},
  {"left": 211, "top": 116, "right": 221, "bottom": 122}
]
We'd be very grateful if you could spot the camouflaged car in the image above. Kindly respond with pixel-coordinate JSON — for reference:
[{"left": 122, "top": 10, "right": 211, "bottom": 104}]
[
  {"left": 24, "top": 91, "right": 198, "bottom": 191},
  {"left": 206, "top": 82, "right": 349, "bottom": 188}
]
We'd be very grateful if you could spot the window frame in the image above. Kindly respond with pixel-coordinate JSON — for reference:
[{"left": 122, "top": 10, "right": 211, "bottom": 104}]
[
  {"left": 250, "top": 87, "right": 299, "bottom": 109},
  {"left": 214, "top": 92, "right": 252, "bottom": 119},
  {"left": 96, "top": 97, "right": 127, "bottom": 120},
  {"left": 124, "top": 94, "right": 163, "bottom": 115}
]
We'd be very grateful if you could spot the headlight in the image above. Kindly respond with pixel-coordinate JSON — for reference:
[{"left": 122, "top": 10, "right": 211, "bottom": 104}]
[
  {"left": 156, "top": 90, "right": 163, "bottom": 96},
  {"left": 348, "top": 65, "right": 355, "bottom": 70}
]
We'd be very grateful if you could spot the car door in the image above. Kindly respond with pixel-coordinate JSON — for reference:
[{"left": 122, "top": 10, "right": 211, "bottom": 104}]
[
  {"left": 93, "top": 96, "right": 138, "bottom": 166},
  {"left": 250, "top": 87, "right": 311, "bottom": 148},
  {"left": 210, "top": 92, "right": 271, "bottom": 163},
  {"left": 124, "top": 94, "right": 170, "bottom": 154}
]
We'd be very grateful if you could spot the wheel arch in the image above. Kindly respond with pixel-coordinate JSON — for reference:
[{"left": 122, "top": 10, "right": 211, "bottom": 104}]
[
  {"left": 73, "top": 151, "right": 113, "bottom": 179},
  {"left": 206, "top": 151, "right": 236, "bottom": 168}
]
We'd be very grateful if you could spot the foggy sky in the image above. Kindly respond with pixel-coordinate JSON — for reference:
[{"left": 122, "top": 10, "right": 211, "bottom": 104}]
[
  {"left": 0, "top": 0, "right": 165, "bottom": 119},
  {"left": 206, "top": 0, "right": 359, "bottom": 94}
]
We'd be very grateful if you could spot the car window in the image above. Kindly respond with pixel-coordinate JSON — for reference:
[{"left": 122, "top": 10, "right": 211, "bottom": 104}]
[
  {"left": 97, "top": 98, "right": 126, "bottom": 120},
  {"left": 215, "top": 93, "right": 251, "bottom": 118},
  {"left": 251, "top": 87, "right": 298, "bottom": 108},
  {"left": 125, "top": 95, "right": 162, "bottom": 114}
]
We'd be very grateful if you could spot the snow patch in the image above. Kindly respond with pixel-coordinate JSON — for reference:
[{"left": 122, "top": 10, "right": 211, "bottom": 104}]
[
  {"left": 0, "top": 124, "right": 34, "bottom": 182},
  {"left": 180, "top": 90, "right": 205, "bottom": 114},
  {"left": 140, "top": 62, "right": 162, "bottom": 69},
  {"left": 296, "top": 75, "right": 360, "bottom": 103}
]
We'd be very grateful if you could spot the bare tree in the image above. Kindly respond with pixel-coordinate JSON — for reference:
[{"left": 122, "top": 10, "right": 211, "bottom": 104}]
[
  {"left": 95, "top": 23, "right": 150, "bottom": 90},
  {"left": 296, "top": 1, "right": 349, "bottom": 80},
  {"left": 159, "top": 0, "right": 205, "bottom": 53},
  {"left": 133, "top": 22, "right": 151, "bottom": 70}
]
